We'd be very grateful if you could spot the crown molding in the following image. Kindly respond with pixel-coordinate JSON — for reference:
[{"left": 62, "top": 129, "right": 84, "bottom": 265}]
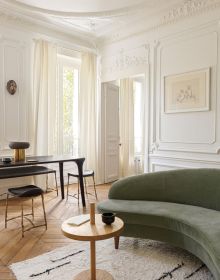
[
  {"left": 99, "top": 0, "right": 220, "bottom": 45},
  {"left": 0, "top": 6, "right": 96, "bottom": 50},
  {"left": 0, "top": 0, "right": 220, "bottom": 48},
  {"left": 162, "top": 0, "right": 220, "bottom": 23}
]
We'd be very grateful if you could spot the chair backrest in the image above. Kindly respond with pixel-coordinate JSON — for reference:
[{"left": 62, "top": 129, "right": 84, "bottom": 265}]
[{"left": 108, "top": 168, "right": 220, "bottom": 211}]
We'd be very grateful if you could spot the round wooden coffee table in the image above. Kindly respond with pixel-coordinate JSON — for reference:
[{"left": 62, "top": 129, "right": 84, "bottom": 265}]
[{"left": 61, "top": 214, "right": 124, "bottom": 280}]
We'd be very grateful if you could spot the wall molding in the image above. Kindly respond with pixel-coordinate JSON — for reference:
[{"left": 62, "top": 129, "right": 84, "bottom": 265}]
[
  {"left": 152, "top": 26, "right": 219, "bottom": 154},
  {"left": 151, "top": 163, "right": 186, "bottom": 172},
  {"left": 150, "top": 157, "right": 220, "bottom": 172},
  {"left": 149, "top": 153, "right": 220, "bottom": 165},
  {"left": 101, "top": 44, "right": 149, "bottom": 82}
]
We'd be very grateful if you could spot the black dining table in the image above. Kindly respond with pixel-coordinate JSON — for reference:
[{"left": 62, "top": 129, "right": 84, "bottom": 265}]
[{"left": 0, "top": 155, "right": 86, "bottom": 207}]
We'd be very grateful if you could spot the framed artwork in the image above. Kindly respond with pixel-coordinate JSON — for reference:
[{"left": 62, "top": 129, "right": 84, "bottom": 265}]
[{"left": 164, "top": 68, "right": 210, "bottom": 113}]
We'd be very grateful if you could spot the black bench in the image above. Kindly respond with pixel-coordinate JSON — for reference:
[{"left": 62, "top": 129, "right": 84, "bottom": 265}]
[
  {"left": 0, "top": 165, "right": 56, "bottom": 179},
  {"left": 0, "top": 166, "right": 58, "bottom": 195}
]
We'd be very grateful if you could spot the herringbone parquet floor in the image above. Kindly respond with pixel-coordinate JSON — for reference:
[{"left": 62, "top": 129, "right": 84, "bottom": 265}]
[{"left": 0, "top": 183, "right": 110, "bottom": 279}]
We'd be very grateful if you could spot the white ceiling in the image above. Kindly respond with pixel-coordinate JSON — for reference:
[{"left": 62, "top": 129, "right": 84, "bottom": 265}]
[{"left": 0, "top": 0, "right": 215, "bottom": 46}]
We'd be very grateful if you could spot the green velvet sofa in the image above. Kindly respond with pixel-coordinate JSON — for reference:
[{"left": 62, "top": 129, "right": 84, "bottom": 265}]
[{"left": 97, "top": 168, "right": 220, "bottom": 279}]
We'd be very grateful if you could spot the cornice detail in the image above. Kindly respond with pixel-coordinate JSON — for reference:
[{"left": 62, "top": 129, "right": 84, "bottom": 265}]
[
  {"left": 0, "top": 8, "right": 95, "bottom": 50},
  {"left": 0, "top": 9, "right": 35, "bottom": 28},
  {"left": 101, "top": 0, "right": 220, "bottom": 45},
  {"left": 162, "top": 0, "right": 220, "bottom": 24},
  {"left": 1, "top": 0, "right": 220, "bottom": 46}
]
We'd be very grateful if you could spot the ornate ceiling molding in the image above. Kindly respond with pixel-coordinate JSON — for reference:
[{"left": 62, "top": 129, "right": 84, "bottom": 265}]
[
  {"left": 0, "top": 8, "right": 33, "bottom": 27},
  {"left": 0, "top": 0, "right": 220, "bottom": 47},
  {"left": 101, "top": 0, "right": 220, "bottom": 45},
  {"left": 0, "top": 6, "right": 96, "bottom": 49},
  {"left": 162, "top": 0, "right": 220, "bottom": 23}
]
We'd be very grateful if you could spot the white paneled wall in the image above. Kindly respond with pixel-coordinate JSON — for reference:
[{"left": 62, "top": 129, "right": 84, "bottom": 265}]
[
  {"left": 0, "top": 34, "right": 31, "bottom": 154},
  {"left": 100, "top": 7, "right": 220, "bottom": 173},
  {"left": 0, "top": 31, "right": 33, "bottom": 194},
  {"left": 157, "top": 28, "right": 218, "bottom": 152}
]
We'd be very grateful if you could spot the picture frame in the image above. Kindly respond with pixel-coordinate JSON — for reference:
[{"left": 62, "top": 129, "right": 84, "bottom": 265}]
[{"left": 164, "top": 68, "right": 210, "bottom": 113}]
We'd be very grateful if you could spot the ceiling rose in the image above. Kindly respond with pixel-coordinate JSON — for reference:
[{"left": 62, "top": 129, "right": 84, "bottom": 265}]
[{"left": 14, "top": 0, "right": 146, "bottom": 13}]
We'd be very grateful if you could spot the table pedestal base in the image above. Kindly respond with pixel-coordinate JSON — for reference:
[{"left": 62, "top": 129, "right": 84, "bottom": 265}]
[{"left": 74, "top": 269, "right": 114, "bottom": 280}]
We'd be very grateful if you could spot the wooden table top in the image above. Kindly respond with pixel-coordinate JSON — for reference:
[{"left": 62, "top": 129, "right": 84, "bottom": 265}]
[{"left": 61, "top": 214, "right": 124, "bottom": 241}]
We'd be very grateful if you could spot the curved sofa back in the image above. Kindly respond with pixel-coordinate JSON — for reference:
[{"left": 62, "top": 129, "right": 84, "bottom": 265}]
[{"left": 108, "top": 168, "right": 220, "bottom": 211}]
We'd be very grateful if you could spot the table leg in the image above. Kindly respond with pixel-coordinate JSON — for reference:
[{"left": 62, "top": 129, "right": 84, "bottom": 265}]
[
  {"left": 74, "top": 239, "right": 114, "bottom": 280},
  {"left": 74, "top": 158, "right": 86, "bottom": 207},
  {"left": 91, "top": 240, "right": 96, "bottom": 280},
  {"left": 59, "top": 162, "right": 64, "bottom": 199},
  {"left": 114, "top": 236, "right": 120, "bottom": 249}
]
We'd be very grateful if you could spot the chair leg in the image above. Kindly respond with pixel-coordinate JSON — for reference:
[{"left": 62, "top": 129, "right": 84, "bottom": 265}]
[
  {"left": 41, "top": 194, "right": 47, "bottom": 230},
  {"left": 21, "top": 203, "right": 24, "bottom": 238},
  {"left": 31, "top": 198, "right": 34, "bottom": 219},
  {"left": 46, "top": 174, "right": 49, "bottom": 193},
  {"left": 54, "top": 172, "right": 58, "bottom": 196},
  {"left": 5, "top": 193, "right": 9, "bottom": 228},
  {"left": 77, "top": 180, "right": 80, "bottom": 206},
  {"left": 67, "top": 174, "right": 70, "bottom": 200},
  {"left": 45, "top": 172, "right": 58, "bottom": 196},
  {"left": 92, "top": 174, "right": 98, "bottom": 200},
  {"left": 84, "top": 178, "right": 88, "bottom": 196}
]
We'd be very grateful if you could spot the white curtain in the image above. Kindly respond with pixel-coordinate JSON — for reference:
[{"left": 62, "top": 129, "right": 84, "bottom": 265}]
[
  {"left": 32, "top": 40, "right": 58, "bottom": 188},
  {"left": 79, "top": 52, "right": 100, "bottom": 182},
  {"left": 32, "top": 40, "right": 58, "bottom": 156},
  {"left": 119, "top": 78, "right": 135, "bottom": 177}
]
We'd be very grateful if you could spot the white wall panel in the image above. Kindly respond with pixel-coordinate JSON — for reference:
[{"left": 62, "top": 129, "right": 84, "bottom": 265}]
[
  {"left": 158, "top": 30, "right": 217, "bottom": 148},
  {"left": 0, "top": 37, "right": 29, "bottom": 151},
  {"left": 0, "top": 35, "right": 31, "bottom": 195},
  {"left": 4, "top": 45, "right": 20, "bottom": 141}
]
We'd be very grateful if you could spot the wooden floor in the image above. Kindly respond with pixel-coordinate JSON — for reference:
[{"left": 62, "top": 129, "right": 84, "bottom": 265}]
[{"left": 0, "top": 183, "right": 110, "bottom": 279}]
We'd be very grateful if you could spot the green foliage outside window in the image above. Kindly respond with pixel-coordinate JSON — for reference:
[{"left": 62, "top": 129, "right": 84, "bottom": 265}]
[{"left": 63, "top": 67, "right": 74, "bottom": 138}]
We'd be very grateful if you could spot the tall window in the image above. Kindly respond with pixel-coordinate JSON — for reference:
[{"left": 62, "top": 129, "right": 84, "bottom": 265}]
[{"left": 57, "top": 55, "right": 80, "bottom": 156}]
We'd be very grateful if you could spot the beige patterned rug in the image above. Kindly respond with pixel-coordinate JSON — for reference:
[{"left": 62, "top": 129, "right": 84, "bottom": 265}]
[{"left": 10, "top": 237, "right": 213, "bottom": 280}]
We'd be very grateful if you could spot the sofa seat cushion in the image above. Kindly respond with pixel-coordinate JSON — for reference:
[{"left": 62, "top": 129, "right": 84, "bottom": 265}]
[{"left": 98, "top": 199, "right": 220, "bottom": 261}]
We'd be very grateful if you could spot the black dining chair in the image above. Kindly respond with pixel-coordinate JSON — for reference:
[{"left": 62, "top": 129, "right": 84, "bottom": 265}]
[
  {"left": 5, "top": 185, "right": 47, "bottom": 237},
  {"left": 66, "top": 169, "right": 98, "bottom": 204}
]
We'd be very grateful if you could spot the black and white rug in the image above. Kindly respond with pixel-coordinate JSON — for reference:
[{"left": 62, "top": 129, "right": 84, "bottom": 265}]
[{"left": 10, "top": 237, "right": 213, "bottom": 280}]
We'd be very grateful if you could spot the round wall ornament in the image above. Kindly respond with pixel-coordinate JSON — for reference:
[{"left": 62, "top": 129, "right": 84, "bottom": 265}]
[{"left": 6, "top": 80, "right": 17, "bottom": 95}]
